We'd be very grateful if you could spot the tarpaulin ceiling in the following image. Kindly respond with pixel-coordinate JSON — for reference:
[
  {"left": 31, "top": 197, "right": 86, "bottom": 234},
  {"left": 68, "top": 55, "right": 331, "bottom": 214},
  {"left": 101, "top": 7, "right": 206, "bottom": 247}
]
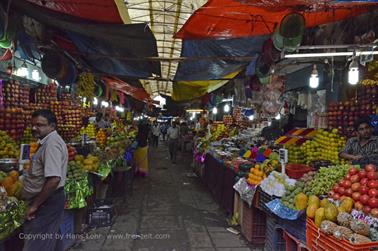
[
  {"left": 125, "top": 0, "right": 207, "bottom": 97},
  {"left": 25, "top": 0, "right": 131, "bottom": 24},
  {"left": 175, "top": 0, "right": 378, "bottom": 39},
  {"left": 11, "top": 0, "right": 160, "bottom": 79},
  {"left": 174, "top": 36, "right": 267, "bottom": 81}
]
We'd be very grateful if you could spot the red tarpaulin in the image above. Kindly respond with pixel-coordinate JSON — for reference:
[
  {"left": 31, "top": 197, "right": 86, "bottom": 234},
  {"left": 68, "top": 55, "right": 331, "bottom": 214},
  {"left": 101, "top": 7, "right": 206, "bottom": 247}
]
[
  {"left": 25, "top": 0, "right": 127, "bottom": 23},
  {"left": 102, "top": 77, "right": 157, "bottom": 104},
  {"left": 175, "top": 0, "right": 377, "bottom": 39}
]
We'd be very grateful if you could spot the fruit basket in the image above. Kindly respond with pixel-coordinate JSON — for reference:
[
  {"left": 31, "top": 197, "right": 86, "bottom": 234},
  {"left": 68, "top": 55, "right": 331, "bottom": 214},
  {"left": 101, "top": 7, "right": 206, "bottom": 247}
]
[
  {"left": 306, "top": 218, "right": 378, "bottom": 251},
  {"left": 285, "top": 164, "right": 314, "bottom": 179}
]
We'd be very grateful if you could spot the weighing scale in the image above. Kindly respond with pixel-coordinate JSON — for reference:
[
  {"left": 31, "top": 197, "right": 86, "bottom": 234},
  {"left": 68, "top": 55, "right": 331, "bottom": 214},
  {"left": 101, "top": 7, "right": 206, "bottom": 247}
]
[{"left": 279, "top": 148, "right": 288, "bottom": 175}]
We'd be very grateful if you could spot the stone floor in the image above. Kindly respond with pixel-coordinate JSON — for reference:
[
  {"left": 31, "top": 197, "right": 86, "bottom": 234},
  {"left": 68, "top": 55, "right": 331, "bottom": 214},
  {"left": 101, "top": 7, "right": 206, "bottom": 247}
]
[{"left": 70, "top": 141, "right": 260, "bottom": 251}]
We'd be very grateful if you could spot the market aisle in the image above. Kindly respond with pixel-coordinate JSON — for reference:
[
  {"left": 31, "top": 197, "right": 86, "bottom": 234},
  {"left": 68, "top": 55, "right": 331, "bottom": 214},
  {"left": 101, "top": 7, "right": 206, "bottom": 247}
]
[{"left": 70, "top": 141, "right": 257, "bottom": 251}]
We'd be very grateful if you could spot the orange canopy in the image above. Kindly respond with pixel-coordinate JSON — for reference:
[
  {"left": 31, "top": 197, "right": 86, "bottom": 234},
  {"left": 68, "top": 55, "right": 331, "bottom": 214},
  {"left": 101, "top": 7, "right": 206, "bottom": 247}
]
[{"left": 175, "top": 0, "right": 376, "bottom": 39}]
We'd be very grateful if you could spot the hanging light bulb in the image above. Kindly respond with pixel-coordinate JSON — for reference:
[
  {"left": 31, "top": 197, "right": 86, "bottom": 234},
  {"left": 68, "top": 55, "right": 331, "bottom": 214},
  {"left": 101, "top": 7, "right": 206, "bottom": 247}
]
[
  {"left": 309, "top": 65, "right": 319, "bottom": 89},
  {"left": 275, "top": 113, "right": 281, "bottom": 120},
  {"left": 212, "top": 107, "right": 218, "bottom": 115},
  {"left": 32, "top": 69, "right": 41, "bottom": 81},
  {"left": 348, "top": 57, "right": 359, "bottom": 85},
  {"left": 93, "top": 97, "right": 98, "bottom": 105},
  {"left": 248, "top": 115, "right": 254, "bottom": 121},
  {"left": 16, "top": 61, "right": 28, "bottom": 77},
  {"left": 224, "top": 103, "right": 230, "bottom": 113}
]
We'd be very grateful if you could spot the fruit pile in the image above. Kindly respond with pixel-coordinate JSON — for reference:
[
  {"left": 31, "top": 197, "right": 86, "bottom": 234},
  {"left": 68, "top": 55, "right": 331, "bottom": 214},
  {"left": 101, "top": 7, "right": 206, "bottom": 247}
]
[
  {"left": 80, "top": 123, "right": 96, "bottom": 139},
  {"left": 20, "top": 127, "right": 32, "bottom": 144},
  {"left": 281, "top": 171, "right": 316, "bottom": 209},
  {"left": 329, "top": 164, "right": 378, "bottom": 217},
  {"left": 0, "top": 131, "right": 19, "bottom": 159},
  {"left": 223, "top": 115, "right": 233, "bottom": 125},
  {"left": 328, "top": 85, "right": 378, "bottom": 137},
  {"left": 0, "top": 170, "right": 22, "bottom": 198},
  {"left": 66, "top": 145, "right": 77, "bottom": 161},
  {"left": 0, "top": 108, "right": 26, "bottom": 141},
  {"left": 77, "top": 72, "right": 95, "bottom": 98},
  {"left": 287, "top": 145, "right": 305, "bottom": 164},
  {"left": 307, "top": 165, "right": 350, "bottom": 196},
  {"left": 260, "top": 171, "right": 296, "bottom": 197},
  {"left": 74, "top": 154, "right": 100, "bottom": 172},
  {"left": 36, "top": 83, "right": 58, "bottom": 104},
  {"left": 312, "top": 129, "right": 346, "bottom": 164},
  {"left": 247, "top": 164, "right": 266, "bottom": 185},
  {"left": 96, "top": 129, "right": 107, "bottom": 147},
  {"left": 66, "top": 161, "right": 87, "bottom": 180}
]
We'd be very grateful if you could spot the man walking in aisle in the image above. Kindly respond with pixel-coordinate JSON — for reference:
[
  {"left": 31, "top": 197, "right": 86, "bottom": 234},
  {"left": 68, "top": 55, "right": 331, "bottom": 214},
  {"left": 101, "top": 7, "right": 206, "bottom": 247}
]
[
  {"left": 167, "top": 121, "right": 180, "bottom": 163},
  {"left": 151, "top": 121, "right": 160, "bottom": 147},
  {"left": 21, "top": 109, "right": 68, "bottom": 251}
]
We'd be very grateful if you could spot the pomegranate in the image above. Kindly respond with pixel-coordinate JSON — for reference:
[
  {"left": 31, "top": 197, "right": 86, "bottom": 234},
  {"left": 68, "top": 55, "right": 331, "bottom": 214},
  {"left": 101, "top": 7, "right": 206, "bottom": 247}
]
[
  {"left": 363, "top": 206, "right": 372, "bottom": 214},
  {"left": 367, "top": 171, "right": 378, "bottom": 180},
  {"left": 359, "top": 170, "right": 367, "bottom": 179},
  {"left": 370, "top": 208, "right": 378, "bottom": 218},
  {"left": 351, "top": 183, "right": 361, "bottom": 192},
  {"left": 360, "top": 194, "right": 370, "bottom": 205},
  {"left": 352, "top": 192, "right": 361, "bottom": 201},
  {"left": 360, "top": 178, "right": 369, "bottom": 185},
  {"left": 344, "top": 180, "right": 352, "bottom": 188},
  {"left": 368, "top": 198, "right": 378, "bottom": 208},
  {"left": 345, "top": 188, "right": 353, "bottom": 197},
  {"left": 349, "top": 167, "right": 359, "bottom": 175},
  {"left": 354, "top": 201, "right": 364, "bottom": 210},
  {"left": 365, "top": 164, "right": 377, "bottom": 172},
  {"left": 360, "top": 186, "right": 369, "bottom": 195},
  {"left": 350, "top": 174, "right": 360, "bottom": 183},
  {"left": 368, "top": 180, "right": 378, "bottom": 189},
  {"left": 369, "top": 189, "right": 378, "bottom": 197}
]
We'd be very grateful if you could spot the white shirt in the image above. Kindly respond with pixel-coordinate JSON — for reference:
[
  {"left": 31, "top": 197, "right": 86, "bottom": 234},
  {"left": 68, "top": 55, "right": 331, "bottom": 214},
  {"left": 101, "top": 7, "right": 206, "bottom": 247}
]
[
  {"left": 167, "top": 127, "right": 180, "bottom": 140},
  {"left": 152, "top": 125, "right": 160, "bottom": 136}
]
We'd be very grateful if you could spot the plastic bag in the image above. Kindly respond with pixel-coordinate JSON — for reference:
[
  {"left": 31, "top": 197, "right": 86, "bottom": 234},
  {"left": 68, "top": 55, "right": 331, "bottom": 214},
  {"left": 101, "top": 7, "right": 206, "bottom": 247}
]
[
  {"left": 266, "top": 198, "right": 303, "bottom": 220},
  {"left": 233, "top": 177, "right": 258, "bottom": 207}
]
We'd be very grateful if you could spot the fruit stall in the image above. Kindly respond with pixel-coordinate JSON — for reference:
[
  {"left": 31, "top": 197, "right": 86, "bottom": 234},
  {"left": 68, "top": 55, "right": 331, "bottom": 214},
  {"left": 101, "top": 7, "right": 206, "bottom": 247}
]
[{"left": 0, "top": 77, "right": 139, "bottom": 249}]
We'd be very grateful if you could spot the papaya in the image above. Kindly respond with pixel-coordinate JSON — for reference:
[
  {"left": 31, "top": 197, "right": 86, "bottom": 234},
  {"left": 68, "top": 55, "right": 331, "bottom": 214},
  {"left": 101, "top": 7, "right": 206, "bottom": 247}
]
[
  {"left": 325, "top": 203, "right": 338, "bottom": 222},
  {"left": 308, "top": 195, "right": 320, "bottom": 208},
  {"left": 295, "top": 193, "right": 308, "bottom": 210},
  {"left": 340, "top": 197, "right": 354, "bottom": 213},
  {"left": 315, "top": 207, "right": 326, "bottom": 227},
  {"left": 306, "top": 204, "right": 318, "bottom": 219},
  {"left": 320, "top": 198, "right": 330, "bottom": 208}
]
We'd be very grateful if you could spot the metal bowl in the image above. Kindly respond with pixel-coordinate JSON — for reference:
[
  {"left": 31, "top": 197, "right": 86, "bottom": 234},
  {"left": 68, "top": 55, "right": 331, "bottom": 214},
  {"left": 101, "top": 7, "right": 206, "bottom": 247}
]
[{"left": 0, "top": 159, "right": 18, "bottom": 172}]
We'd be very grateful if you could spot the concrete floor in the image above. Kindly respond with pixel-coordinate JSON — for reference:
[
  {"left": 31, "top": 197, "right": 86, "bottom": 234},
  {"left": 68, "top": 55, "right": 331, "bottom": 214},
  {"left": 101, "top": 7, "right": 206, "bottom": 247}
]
[{"left": 70, "top": 141, "right": 259, "bottom": 251}]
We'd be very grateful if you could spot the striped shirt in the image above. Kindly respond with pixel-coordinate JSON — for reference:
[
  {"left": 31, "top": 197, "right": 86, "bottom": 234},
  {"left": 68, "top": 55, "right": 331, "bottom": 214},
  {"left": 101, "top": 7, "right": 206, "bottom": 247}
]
[{"left": 342, "top": 136, "right": 378, "bottom": 158}]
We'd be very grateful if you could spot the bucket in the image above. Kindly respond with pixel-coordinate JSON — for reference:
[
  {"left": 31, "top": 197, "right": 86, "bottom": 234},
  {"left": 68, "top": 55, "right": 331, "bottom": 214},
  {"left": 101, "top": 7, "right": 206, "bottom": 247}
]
[
  {"left": 42, "top": 51, "right": 77, "bottom": 85},
  {"left": 272, "top": 13, "right": 305, "bottom": 53},
  {"left": 255, "top": 55, "right": 271, "bottom": 85}
]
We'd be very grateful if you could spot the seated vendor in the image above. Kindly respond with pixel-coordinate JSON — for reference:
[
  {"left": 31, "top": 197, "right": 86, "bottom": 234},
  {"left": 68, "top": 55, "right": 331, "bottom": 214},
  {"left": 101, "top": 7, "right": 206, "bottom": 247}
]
[{"left": 339, "top": 117, "right": 378, "bottom": 162}]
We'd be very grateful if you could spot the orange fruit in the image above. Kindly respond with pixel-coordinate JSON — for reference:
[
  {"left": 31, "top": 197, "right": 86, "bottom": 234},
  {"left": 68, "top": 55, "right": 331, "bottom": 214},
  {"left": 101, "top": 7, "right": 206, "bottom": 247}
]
[
  {"left": 1, "top": 176, "right": 14, "bottom": 190},
  {"left": 8, "top": 170, "right": 19, "bottom": 182}
]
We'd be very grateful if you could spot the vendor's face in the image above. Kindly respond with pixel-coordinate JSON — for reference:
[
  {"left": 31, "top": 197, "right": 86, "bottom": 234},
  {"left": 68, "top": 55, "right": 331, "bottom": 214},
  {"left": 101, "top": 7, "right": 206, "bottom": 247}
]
[
  {"left": 357, "top": 123, "right": 373, "bottom": 139},
  {"left": 32, "top": 116, "right": 55, "bottom": 139}
]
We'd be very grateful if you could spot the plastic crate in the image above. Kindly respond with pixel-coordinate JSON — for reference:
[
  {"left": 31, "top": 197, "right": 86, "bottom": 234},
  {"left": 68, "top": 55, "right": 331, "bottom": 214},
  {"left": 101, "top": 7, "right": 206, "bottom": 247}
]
[
  {"left": 279, "top": 214, "right": 306, "bottom": 243},
  {"left": 59, "top": 210, "right": 75, "bottom": 251},
  {"left": 306, "top": 218, "right": 378, "bottom": 251},
  {"left": 264, "top": 215, "right": 285, "bottom": 251},
  {"left": 87, "top": 200, "right": 113, "bottom": 228},
  {"left": 241, "top": 201, "right": 266, "bottom": 245},
  {"left": 286, "top": 164, "right": 314, "bottom": 179},
  {"left": 283, "top": 230, "right": 309, "bottom": 251},
  {"left": 257, "top": 187, "right": 277, "bottom": 215}
]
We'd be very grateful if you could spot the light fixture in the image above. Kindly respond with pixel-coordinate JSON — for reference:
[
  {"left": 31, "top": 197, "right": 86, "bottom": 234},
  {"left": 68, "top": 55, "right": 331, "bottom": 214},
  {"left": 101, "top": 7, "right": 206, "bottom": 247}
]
[
  {"left": 82, "top": 97, "right": 87, "bottom": 103},
  {"left": 101, "top": 101, "right": 109, "bottom": 108},
  {"left": 221, "top": 97, "right": 233, "bottom": 102},
  {"left": 115, "top": 105, "right": 125, "bottom": 112},
  {"left": 285, "top": 50, "right": 378, "bottom": 59},
  {"left": 348, "top": 57, "right": 359, "bottom": 85},
  {"left": 16, "top": 62, "right": 28, "bottom": 77},
  {"left": 309, "top": 65, "right": 319, "bottom": 89},
  {"left": 224, "top": 103, "right": 230, "bottom": 113},
  {"left": 212, "top": 107, "right": 218, "bottom": 115},
  {"left": 275, "top": 113, "right": 281, "bottom": 120},
  {"left": 93, "top": 97, "right": 98, "bottom": 105},
  {"left": 31, "top": 69, "right": 41, "bottom": 81},
  {"left": 248, "top": 115, "right": 254, "bottom": 121}
]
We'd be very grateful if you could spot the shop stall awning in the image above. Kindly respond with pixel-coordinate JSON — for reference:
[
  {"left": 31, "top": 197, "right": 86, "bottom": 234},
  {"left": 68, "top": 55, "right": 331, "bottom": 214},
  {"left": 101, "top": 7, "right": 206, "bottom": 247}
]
[{"left": 175, "top": 0, "right": 377, "bottom": 39}]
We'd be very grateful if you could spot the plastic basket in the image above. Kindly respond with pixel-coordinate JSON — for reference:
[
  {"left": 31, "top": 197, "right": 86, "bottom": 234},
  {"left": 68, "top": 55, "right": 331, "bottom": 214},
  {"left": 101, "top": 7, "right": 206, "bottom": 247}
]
[
  {"left": 59, "top": 210, "right": 75, "bottom": 251},
  {"left": 265, "top": 215, "right": 285, "bottom": 251},
  {"left": 241, "top": 201, "right": 266, "bottom": 245},
  {"left": 306, "top": 218, "right": 378, "bottom": 251},
  {"left": 283, "top": 230, "right": 309, "bottom": 251},
  {"left": 257, "top": 187, "right": 278, "bottom": 215},
  {"left": 286, "top": 164, "right": 314, "bottom": 179},
  {"left": 279, "top": 214, "right": 306, "bottom": 243}
]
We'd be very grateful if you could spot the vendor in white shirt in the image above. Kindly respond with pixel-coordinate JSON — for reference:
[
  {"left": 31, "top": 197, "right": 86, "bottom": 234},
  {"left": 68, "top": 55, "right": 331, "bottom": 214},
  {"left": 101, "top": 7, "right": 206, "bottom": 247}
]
[{"left": 167, "top": 121, "right": 180, "bottom": 163}]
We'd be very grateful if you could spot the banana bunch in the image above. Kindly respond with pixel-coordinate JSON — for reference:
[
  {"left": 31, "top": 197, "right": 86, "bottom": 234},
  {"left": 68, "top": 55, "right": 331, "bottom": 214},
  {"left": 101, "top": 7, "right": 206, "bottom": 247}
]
[{"left": 77, "top": 72, "right": 95, "bottom": 98}]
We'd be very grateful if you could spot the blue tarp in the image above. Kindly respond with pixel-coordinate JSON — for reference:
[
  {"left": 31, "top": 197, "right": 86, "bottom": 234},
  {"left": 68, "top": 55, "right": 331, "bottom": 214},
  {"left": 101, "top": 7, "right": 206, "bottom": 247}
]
[{"left": 174, "top": 36, "right": 268, "bottom": 81}]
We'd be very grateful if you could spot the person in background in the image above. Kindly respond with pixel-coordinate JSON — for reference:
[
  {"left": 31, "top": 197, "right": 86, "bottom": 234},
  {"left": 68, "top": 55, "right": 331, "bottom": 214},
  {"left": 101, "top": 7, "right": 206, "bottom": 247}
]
[
  {"left": 180, "top": 122, "right": 189, "bottom": 152},
  {"left": 160, "top": 122, "right": 168, "bottom": 141},
  {"left": 339, "top": 116, "right": 378, "bottom": 163},
  {"left": 151, "top": 121, "right": 160, "bottom": 147},
  {"left": 21, "top": 109, "right": 68, "bottom": 251},
  {"left": 133, "top": 120, "right": 150, "bottom": 177},
  {"left": 167, "top": 121, "right": 180, "bottom": 163},
  {"left": 207, "top": 120, "right": 213, "bottom": 136},
  {"left": 104, "top": 114, "right": 112, "bottom": 129},
  {"left": 94, "top": 112, "right": 107, "bottom": 129}
]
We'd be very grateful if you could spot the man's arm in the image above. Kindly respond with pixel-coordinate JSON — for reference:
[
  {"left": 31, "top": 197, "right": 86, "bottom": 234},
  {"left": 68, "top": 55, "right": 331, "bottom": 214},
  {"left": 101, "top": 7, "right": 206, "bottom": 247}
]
[
  {"left": 339, "top": 138, "right": 362, "bottom": 161},
  {"left": 26, "top": 177, "right": 60, "bottom": 220}
]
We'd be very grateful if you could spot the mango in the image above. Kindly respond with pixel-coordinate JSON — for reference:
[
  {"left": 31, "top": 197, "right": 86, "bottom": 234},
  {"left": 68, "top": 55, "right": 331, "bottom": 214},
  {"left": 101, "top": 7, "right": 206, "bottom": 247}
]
[
  {"left": 308, "top": 195, "right": 320, "bottom": 208},
  {"left": 325, "top": 203, "right": 338, "bottom": 222},
  {"left": 315, "top": 207, "right": 326, "bottom": 227},
  {"left": 306, "top": 204, "right": 319, "bottom": 219},
  {"left": 320, "top": 198, "right": 330, "bottom": 208},
  {"left": 295, "top": 193, "right": 308, "bottom": 210},
  {"left": 340, "top": 197, "right": 354, "bottom": 213}
]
